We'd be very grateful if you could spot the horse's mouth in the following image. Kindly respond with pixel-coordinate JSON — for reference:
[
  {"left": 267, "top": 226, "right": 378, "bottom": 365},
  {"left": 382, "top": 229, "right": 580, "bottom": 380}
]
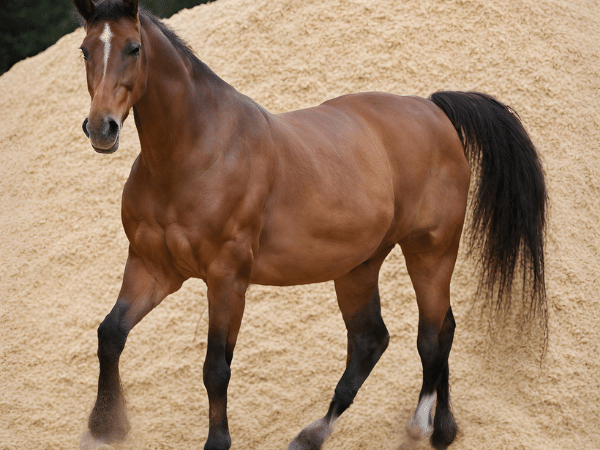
[{"left": 92, "top": 136, "right": 120, "bottom": 154}]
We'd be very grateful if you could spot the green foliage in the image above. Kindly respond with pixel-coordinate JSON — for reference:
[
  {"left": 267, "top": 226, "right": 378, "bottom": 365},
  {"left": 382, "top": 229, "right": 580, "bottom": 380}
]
[{"left": 0, "top": 0, "right": 213, "bottom": 76}]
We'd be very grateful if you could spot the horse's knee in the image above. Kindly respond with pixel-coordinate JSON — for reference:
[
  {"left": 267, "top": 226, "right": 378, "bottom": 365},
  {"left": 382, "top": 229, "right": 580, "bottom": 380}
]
[
  {"left": 97, "top": 314, "right": 128, "bottom": 361},
  {"left": 203, "top": 353, "right": 231, "bottom": 397}
]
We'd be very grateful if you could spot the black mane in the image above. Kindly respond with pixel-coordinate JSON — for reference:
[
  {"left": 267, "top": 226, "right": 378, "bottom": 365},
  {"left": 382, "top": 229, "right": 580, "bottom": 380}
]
[{"left": 140, "top": 12, "right": 208, "bottom": 77}]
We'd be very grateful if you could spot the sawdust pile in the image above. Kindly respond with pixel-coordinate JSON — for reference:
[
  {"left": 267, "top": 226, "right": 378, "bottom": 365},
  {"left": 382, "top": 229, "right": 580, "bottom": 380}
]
[{"left": 1, "top": 0, "right": 599, "bottom": 449}]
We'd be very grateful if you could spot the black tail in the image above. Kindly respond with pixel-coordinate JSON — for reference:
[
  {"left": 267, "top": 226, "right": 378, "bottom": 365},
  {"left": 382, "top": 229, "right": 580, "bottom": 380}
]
[{"left": 429, "top": 91, "right": 547, "bottom": 330}]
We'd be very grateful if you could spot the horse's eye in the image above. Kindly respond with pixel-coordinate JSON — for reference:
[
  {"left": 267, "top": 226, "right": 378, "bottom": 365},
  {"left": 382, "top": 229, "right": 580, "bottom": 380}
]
[
  {"left": 130, "top": 45, "right": 141, "bottom": 57},
  {"left": 80, "top": 46, "right": 89, "bottom": 61}
]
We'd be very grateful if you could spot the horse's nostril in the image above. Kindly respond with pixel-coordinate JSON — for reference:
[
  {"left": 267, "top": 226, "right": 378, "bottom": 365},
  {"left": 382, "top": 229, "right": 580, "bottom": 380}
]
[
  {"left": 107, "top": 118, "right": 120, "bottom": 138},
  {"left": 100, "top": 116, "right": 120, "bottom": 142},
  {"left": 82, "top": 117, "right": 90, "bottom": 138}
]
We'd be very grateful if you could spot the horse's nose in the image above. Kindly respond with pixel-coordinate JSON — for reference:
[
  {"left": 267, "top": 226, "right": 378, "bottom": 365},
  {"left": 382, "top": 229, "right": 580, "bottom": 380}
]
[{"left": 87, "top": 114, "right": 121, "bottom": 152}]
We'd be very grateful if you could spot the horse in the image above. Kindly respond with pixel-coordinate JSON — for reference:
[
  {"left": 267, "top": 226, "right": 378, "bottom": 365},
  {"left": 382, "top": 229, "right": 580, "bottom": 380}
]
[{"left": 73, "top": 0, "right": 547, "bottom": 449}]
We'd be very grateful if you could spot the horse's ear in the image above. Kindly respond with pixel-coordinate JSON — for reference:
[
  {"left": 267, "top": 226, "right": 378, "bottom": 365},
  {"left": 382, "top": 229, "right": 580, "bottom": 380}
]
[
  {"left": 73, "top": 0, "right": 96, "bottom": 22},
  {"left": 123, "top": 0, "right": 139, "bottom": 18}
]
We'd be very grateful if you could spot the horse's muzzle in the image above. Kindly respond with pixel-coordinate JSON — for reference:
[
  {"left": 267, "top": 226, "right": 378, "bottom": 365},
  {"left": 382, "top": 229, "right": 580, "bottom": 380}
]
[{"left": 83, "top": 115, "right": 121, "bottom": 154}]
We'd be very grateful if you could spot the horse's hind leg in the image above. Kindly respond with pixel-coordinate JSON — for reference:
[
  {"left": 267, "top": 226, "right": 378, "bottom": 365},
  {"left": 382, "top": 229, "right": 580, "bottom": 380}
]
[
  {"left": 402, "top": 238, "right": 460, "bottom": 449},
  {"left": 287, "top": 248, "right": 392, "bottom": 450},
  {"left": 410, "top": 307, "right": 457, "bottom": 448}
]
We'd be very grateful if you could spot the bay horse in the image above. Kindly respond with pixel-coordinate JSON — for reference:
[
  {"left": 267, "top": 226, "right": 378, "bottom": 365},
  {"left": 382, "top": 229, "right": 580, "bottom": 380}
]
[{"left": 73, "top": 0, "right": 547, "bottom": 449}]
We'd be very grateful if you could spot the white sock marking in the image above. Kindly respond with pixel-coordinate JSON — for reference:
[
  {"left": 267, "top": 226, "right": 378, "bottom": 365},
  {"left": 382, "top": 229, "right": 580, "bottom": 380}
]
[
  {"left": 407, "top": 392, "right": 436, "bottom": 438},
  {"left": 100, "top": 23, "right": 113, "bottom": 79}
]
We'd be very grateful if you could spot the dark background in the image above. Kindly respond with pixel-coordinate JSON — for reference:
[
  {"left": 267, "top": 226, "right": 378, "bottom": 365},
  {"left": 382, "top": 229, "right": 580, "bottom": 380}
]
[{"left": 0, "top": 0, "right": 213, "bottom": 76}]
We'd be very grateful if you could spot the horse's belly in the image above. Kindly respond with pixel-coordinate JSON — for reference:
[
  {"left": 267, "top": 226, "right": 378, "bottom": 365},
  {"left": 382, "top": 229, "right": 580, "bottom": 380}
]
[
  {"left": 250, "top": 242, "right": 377, "bottom": 286},
  {"left": 250, "top": 200, "right": 394, "bottom": 286}
]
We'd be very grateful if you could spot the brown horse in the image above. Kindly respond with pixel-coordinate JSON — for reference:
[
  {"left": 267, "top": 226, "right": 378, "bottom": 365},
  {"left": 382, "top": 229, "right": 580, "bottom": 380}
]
[{"left": 73, "top": 1, "right": 547, "bottom": 449}]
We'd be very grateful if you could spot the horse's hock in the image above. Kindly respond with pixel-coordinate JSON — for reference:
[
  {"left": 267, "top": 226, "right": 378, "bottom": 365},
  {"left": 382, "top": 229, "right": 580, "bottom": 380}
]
[{"left": 0, "top": 0, "right": 598, "bottom": 449}]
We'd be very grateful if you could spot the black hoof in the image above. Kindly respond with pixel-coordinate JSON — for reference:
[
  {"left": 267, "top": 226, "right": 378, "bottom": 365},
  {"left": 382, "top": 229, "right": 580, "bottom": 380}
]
[{"left": 430, "top": 411, "right": 457, "bottom": 449}]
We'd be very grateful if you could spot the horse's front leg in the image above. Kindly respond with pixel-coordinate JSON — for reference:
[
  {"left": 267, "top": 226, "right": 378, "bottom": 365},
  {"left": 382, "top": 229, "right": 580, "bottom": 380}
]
[
  {"left": 81, "top": 248, "right": 179, "bottom": 449},
  {"left": 203, "top": 243, "right": 251, "bottom": 450}
]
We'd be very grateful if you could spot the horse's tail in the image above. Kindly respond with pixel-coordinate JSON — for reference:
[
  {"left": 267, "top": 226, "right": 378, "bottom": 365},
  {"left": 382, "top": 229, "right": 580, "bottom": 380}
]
[{"left": 429, "top": 91, "right": 548, "bottom": 329}]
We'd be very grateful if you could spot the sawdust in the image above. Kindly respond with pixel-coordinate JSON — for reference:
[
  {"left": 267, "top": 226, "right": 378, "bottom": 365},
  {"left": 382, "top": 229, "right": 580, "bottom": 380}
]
[{"left": 1, "top": 0, "right": 599, "bottom": 449}]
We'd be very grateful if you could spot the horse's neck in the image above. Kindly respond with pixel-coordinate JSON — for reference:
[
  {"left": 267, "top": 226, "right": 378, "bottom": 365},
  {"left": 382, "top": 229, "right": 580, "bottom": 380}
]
[{"left": 132, "top": 20, "right": 232, "bottom": 175}]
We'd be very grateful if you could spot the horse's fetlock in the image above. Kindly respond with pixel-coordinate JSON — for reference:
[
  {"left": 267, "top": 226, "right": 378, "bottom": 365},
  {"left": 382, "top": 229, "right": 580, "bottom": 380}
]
[
  {"left": 430, "top": 401, "right": 457, "bottom": 448},
  {"left": 204, "top": 429, "right": 232, "bottom": 450}
]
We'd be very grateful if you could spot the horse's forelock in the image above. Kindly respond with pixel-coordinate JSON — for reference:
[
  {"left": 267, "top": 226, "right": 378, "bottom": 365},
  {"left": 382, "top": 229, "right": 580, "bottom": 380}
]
[{"left": 89, "top": 0, "right": 138, "bottom": 23}]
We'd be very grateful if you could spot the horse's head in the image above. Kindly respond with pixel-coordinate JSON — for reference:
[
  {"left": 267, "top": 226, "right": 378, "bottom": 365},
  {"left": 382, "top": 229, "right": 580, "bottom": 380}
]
[{"left": 74, "top": 0, "right": 147, "bottom": 153}]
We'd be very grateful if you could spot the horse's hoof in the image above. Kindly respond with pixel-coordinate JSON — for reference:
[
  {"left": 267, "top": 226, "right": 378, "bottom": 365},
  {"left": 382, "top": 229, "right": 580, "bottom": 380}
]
[
  {"left": 88, "top": 402, "right": 131, "bottom": 444},
  {"left": 79, "top": 430, "right": 115, "bottom": 450},
  {"left": 406, "top": 392, "right": 436, "bottom": 440},
  {"left": 287, "top": 417, "right": 333, "bottom": 450},
  {"left": 430, "top": 412, "right": 458, "bottom": 449},
  {"left": 405, "top": 418, "right": 433, "bottom": 440}
]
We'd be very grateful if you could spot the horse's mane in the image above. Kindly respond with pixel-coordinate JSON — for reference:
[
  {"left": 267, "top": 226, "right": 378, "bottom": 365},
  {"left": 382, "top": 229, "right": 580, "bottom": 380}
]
[
  {"left": 140, "top": 11, "right": 209, "bottom": 79},
  {"left": 86, "top": 0, "right": 211, "bottom": 80}
]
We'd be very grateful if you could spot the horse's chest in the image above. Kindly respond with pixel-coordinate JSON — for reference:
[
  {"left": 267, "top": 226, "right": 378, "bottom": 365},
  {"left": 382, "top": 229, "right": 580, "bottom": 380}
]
[{"left": 131, "top": 220, "right": 208, "bottom": 280}]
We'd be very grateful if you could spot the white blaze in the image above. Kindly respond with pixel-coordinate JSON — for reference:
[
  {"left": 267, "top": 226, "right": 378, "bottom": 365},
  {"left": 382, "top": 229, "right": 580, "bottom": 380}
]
[{"left": 100, "top": 23, "right": 113, "bottom": 79}]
